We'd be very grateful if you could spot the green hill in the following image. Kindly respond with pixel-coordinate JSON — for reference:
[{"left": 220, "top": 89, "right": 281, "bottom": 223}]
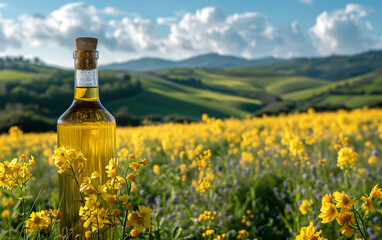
[
  {"left": 248, "top": 50, "right": 382, "bottom": 81},
  {"left": 1, "top": 54, "right": 382, "bottom": 133},
  {"left": 0, "top": 70, "right": 40, "bottom": 81},
  {"left": 104, "top": 71, "right": 262, "bottom": 119}
]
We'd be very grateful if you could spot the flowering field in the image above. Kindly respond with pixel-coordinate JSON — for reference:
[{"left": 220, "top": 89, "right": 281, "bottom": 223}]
[{"left": 1, "top": 108, "right": 382, "bottom": 239}]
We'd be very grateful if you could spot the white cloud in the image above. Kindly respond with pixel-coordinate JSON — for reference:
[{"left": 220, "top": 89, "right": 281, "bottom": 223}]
[
  {"left": 157, "top": 7, "right": 317, "bottom": 59},
  {"left": 100, "top": 7, "right": 126, "bottom": 15},
  {"left": 310, "top": 4, "right": 380, "bottom": 55},
  {"left": 157, "top": 17, "right": 177, "bottom": 25},
  {"left": 109, "top": 17, "right": 158, "bottom": 51},
  {"left": 18, "top": 2, "right": 116, "bottom": 48},
  {"left": 299, "top": 0, "right": 313, "bottom": 5},
  {"left": 0, "top": 3, "right": 6, "bottom": 8},
  {"left": 365, "top": 21, "right": 373, "bottom": 31},
  {"left": 0, "top": 2, "right": 380, "bottom": 61},
  {"left": 0, "top": 14, "right": 22, "bottom": 50}
]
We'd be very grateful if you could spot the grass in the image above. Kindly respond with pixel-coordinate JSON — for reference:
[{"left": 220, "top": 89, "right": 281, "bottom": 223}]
[
  {"left": 282, "top": 71, "right": 382, "bottom": 101},
  {"left": 317, "top": 94, "right": 382, "bottom": 108},
  {"left": 152, "top": 68, "right": 330, "bottom": 96},
  {"left": 105, "top": 73, "right": 262, "bottom": 118},
  {"left": 0, "top": 70, "right": 38, "bottom": 81}
]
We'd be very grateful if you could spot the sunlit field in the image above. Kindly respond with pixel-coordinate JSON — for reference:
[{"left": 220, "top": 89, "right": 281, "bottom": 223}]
[{"left": 1, "top": 108, "right": 382, "bottom": 239}]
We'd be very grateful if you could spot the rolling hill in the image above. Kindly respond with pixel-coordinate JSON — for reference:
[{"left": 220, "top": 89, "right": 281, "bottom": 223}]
[
  {"left": 101, "top": 50, "right": 382, "bottom": 82},
  {"left": 247, "top": 50, "right": 382, "bottom": 81},
  {"left": 0, "top": 50, "right": 382, "bottom": 132},
  {"left": 100, "top": 53, "right": 285, "bottom": 71}
]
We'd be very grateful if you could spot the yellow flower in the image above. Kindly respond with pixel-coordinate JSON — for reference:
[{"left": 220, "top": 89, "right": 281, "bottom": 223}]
[
  {"left": 153, "top": 164, "right": 160, "bottom": 175},
  {"left": 106, "top": 159, "right": 118, "bottom": 178},
  {"left": 80, "top": 177, "right": 96, "bottom": 195},
  {"left": 53, "top": 147, "right": 70, "bottom": 172},
  {"left": 295, "top": 222, "right": 327, "bottom": 240},
  {"left": 129, "top": 162, "right": 140, "bottom": 175},
  {"left": 180, "top": 164, "right": 188, "bottom": 173},
  {"left": 91, "top": 171, "right": 100, "bottom": 179},
  {"left": 321, "top": 194, "right": 333, "bottom": 204},
  {"left": 126, "top": 203, "right": 133, "bottom": 211},
  {"left": 74, "top": 152, "right": 87, "bottom": 164},
  {"left": 299, "top": 200, "right": 311, "bottom": 215},
  {"left": 25, "top": 211, "right": 50, "bottom": 233},
  {"left": 112, "top": 209, "right": 121, "bottom": 217},
  {"left": 119, "top": 194, "right": 130, "bottom": 205},
  {"left": 370, "top": 184, "right": 382, "bottom": 198},
  {"left": 2, "top": 197, "right": 14, "bottom": 207},
  {"left": 337, "top": 147, "right": 358, "bottom": 169},
  {"left": 337, "top": 209, "right": 354, "bottom": 226},
  {"left": 139, "top": 158, "right": 148, "bottom": 166},
  {"left": 138, "top": 205, "right": 153, "bottom": 229},
  {"left": 8, "top": 126, "right": 23, "bottom": 136},
  {"left": 368, "top": 155, "right": 377, "bottom": 165},
  {"left": 127, "top": 206, "right": 152, "bottom": 232},
  {"left": 130, "top": 229, "right": 141, "bottom": 237},
  {"left": 127, "top": 173, "right": 136, "bottom": 180},
  {"left": 0, "top": 157, "right": 32, "bottom": 190},
  {"left": 1, "top": 210, "right": 9, "bottom": 218},
  {"left": 128, "top": 212, "right": 144, "bottom": 232},
  {"left": 129, "top": 154, "right": 136, "bottom": 160},
  {"left": 361, "top": 196, "right": 373, "bottom": 214},
  {"left": 289, "top": 139, "right": 305, "bottom": 156},
  {"left": 29, "top": 156, "right": 36, "bottom": 167},
  {"left": 340, "top": 224, "right": 354, "bottom": 237},
  {"left": 332, "top": 192, "right": 355, "bottom": 210},
  {"left": 85, "top": 231, "right": 92, "bottom": 238},
  {"left": 318, "top": 203, "right": 338, "bottom": 223},
  {"left": 102, "top": 193, "right": 117, "bottom": 205}
]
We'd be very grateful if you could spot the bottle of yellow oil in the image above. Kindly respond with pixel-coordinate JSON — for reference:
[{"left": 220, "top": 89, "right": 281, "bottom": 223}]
[{"left": 57, "top": 37, "right": 115, "bottom": 239}]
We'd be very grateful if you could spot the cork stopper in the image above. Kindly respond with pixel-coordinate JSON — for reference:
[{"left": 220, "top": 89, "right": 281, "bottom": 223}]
[
  {"left": 74, "top": 37, "right": 98, "bottom": 70},
  {"left": 74, "top": 37, "right": 98, "bottom": 50}
]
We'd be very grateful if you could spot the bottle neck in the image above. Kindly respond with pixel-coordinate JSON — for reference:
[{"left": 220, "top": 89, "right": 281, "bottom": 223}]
[{"left": 73, "top": 50, "right": 99, "bottom": 101}]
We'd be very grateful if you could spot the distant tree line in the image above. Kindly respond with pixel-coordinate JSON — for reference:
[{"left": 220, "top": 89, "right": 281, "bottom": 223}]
[{"left": 0, "top": 69, "right": 144, "bottom": 133}]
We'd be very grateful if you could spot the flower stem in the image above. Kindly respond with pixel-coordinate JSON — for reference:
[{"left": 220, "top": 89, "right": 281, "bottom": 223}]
[{"left": 353, "top": 208, "right": 367, "bottom": 240}]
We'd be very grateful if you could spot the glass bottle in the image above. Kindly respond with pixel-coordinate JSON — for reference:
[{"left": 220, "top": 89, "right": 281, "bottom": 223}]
[{"left": 57, "top": 37, "right": 116, "bottom": 239}]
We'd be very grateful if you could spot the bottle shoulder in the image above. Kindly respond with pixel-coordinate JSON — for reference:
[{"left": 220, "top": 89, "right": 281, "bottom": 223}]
[{"left": 58, "top": 100, "right": 115, "bottom": 125}]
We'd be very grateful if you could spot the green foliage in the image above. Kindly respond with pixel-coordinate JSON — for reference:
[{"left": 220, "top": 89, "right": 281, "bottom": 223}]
[{"left": 252, "top": 50, "right": 382, "bottom": 81}]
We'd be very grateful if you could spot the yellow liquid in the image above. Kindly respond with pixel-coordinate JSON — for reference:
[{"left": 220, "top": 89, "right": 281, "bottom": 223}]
[{"left": 58, "top": 87, "right": 115, "bottom": 239}]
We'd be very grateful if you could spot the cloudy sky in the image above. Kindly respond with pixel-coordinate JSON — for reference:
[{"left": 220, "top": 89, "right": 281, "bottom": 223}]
[{"left": 0, "top": 0, "right": 381, "bottom": 67}]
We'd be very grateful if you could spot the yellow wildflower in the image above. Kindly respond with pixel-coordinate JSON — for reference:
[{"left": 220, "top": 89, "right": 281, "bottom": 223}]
[
  {"left": 332, "top": 192, "right": 356, "bottom": 210},
  {"left": 322, "top": 194, "right": 333, "bottom": 204},
  {"left": 318, "top": 203, "right": 338, "bottom": 223},
  {"left": 112, "top": 209, "right": 121, "bottom": 217},
  {"left": 337, "top": 147, "right": 358, "bottom": 169},
  {"left": 139, "top": 158, "right": 148, "bottom": 166},
  {"left": 102, "top": 193, "right": 117, "bottom": 205},
  {"left": 340, "top": 224, "right": 354, "bottom": 237},
  {"left": 153, "top": 164, "right": 160, "bottom": 175},
  {"left": 361, "top": 196, "right": 373, "bottom": 214},
  {"left": 337, "top": 209, "right": 354, "bottom": 226},
  {"left": 368, "top": 155, "right": 377, "bottom": 165},
  {"left": 295, "top": 222, "right": 327, "bottom": 240},
  {"left": 129, "top": 162, "right": 140, "bottom": 175},
  {"left": 119, "top": 194, "right": 130, "bottom": 204},
  {"left": 130, "top": 229, "right": 140, "bottom": 237},
  {"left": 1, "top": 210, "right": 9, "bottom": 218},
  {"left": 80, "top": 177, "right": 96, "bottom": 195},
  {"left": 127, "top": 173, "right": 136, "bottom": 180},
  {"left": 370, "top": 184, "right": 382, "bottom": 198},
  {"left": 299, "top": 200, "right": 311, "bottom": 215},
  {"left": 91, "top": 171, "right": 100, "bottom": 179}
]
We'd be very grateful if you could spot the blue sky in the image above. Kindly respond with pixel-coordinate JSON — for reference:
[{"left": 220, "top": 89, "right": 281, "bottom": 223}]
[{"left": 0, "top": 0, "right": 381, "bottom": 67}]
